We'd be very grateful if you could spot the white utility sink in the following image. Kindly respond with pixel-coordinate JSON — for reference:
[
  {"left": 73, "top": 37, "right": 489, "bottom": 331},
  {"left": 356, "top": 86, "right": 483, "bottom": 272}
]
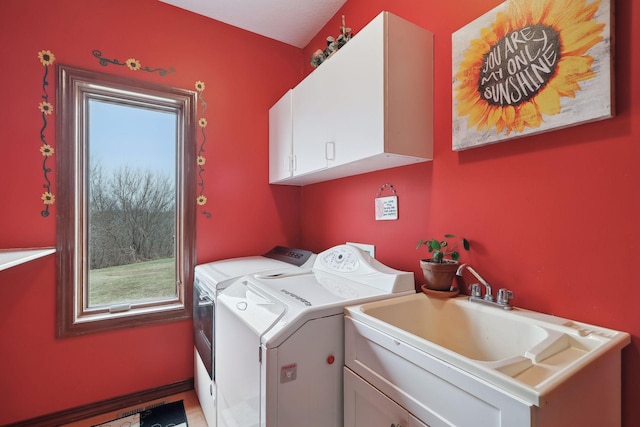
[{"left": 346, "top": 293, "right": 630, "bottom": 406}]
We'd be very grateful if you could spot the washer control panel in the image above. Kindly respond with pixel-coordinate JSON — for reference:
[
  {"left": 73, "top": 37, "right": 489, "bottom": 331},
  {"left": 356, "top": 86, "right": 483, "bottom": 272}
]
[
  {"left": 319, "top": 246, "right": 361, "bottom": 273},
  {"left": 313, "top": 244, "right": 414, "bottom": 293}
]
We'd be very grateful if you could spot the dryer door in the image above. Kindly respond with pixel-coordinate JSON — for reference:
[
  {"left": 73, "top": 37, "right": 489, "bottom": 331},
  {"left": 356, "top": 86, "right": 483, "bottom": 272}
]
[{"left": 216, "top": 279, "right": 285, "bottom": 427}]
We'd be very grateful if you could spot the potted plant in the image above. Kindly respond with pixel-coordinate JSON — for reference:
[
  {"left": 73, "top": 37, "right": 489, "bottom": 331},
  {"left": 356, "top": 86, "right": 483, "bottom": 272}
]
[{"left": 416, "top": 234, "right": 470, "bottom": 291}]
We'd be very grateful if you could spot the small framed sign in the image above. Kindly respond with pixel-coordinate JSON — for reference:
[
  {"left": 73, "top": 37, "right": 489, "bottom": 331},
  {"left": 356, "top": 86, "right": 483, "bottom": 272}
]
[{"left": 375, "top": 184, "right": 398, "bottom": 221}]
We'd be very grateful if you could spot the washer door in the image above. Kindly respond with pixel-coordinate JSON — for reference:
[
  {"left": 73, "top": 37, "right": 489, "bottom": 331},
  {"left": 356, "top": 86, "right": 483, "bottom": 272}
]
[{"left": 216, "top": 279, "right": 285, "bottom": 427}]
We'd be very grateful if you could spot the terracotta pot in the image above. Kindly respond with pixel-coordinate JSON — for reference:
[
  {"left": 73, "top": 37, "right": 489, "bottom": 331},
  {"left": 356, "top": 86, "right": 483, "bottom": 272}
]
[{"left": 420, "top": 259, "right": 459, "bottom": 291}]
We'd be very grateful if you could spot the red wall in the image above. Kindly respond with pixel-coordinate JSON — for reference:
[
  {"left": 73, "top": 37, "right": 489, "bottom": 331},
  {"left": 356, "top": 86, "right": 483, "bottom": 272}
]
[
  {"left": 300, "top": 0, "right": 640, "bottom": 426},
  {"left": 2, "top": 0, "right": 639, "bottom": 425},
  {"left": 0, "top": 0, "right": 303, "bottom": 424}
]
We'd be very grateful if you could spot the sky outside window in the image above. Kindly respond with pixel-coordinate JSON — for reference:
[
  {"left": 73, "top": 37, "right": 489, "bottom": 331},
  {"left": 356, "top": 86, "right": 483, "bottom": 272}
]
[{"left": 88, "top": 99, "right": 177, "bottom": 178}]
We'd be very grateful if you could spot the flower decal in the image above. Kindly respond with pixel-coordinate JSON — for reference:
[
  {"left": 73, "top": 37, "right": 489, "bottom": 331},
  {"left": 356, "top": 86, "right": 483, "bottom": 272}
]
[
  {"left": 38, "top": 50, "right": 56, "bottom": 66},
  {"left": 92, "top": 51, "right": 175, "bottom": 76},
  {"left": 41, "top": 192, "right": 55, "bottom": 205},
  {"left": 38, "top": 101, "right": 53, "bottom": 115},
  {"left": 40, "top": 144, "right": 54, "bottom": 157},
  {"left": 125, "top": 57, "right": 141, "bottom": 71},
  {"left": 454, "top": 0, "right": 605, "bottom": 135},
  {"left": 194, "top": 80, "right": 211, "bottom": 218},
  {"left": 196, "top": 195, "right": 208, "bottom": 206},
  {"left": 38, "top": 49, "right": 56, "bottom": 216}
]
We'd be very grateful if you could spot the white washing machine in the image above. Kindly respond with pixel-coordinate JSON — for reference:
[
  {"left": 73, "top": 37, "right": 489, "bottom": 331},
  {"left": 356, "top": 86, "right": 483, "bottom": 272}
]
[
  {"left": 193, "top": 246, "right": 316, "bottom": 427},
  {"left": 215, "top": 244, "right": 415, "bottom": 427}
]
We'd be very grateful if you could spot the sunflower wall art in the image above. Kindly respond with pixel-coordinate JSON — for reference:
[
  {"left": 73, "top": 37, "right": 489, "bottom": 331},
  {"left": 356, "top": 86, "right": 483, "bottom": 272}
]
[{"left": 452, "top": 0, "right": 614, "bottom": 150}]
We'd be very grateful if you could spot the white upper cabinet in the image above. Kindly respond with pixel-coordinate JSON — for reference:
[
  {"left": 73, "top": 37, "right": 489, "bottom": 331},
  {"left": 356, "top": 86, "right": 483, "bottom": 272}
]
[
  {"left": 269, "top": 89, "right": 294, "bottom": 182},
  {"left": 269, "top": 11, "right": 434, "bottom": 186}
]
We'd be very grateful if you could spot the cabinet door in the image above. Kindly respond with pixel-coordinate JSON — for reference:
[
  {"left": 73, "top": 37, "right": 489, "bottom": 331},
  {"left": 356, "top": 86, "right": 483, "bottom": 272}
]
[
  {"left": 344, "top": 368, "right": 429, "bottom": 427},
  {"left": 292, "top": 69, "right": 331, "bottom": 177},
  {"left": 269, "top": 90, "right": 293, "bottom": 183},
  {"left": 409, "top": 413, "right": 429, "bottom": 427},
  {"left": 293, "top": 30, "right": 385, "bottom": 175},
  {"left": 328, "top": 16, "right": 385, "bottom": 168}
]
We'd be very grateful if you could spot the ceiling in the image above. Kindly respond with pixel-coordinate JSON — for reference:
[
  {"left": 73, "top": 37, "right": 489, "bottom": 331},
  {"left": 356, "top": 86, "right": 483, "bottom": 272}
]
[{"left": 158, "top": 0, "right": 347, "bottom": 48}]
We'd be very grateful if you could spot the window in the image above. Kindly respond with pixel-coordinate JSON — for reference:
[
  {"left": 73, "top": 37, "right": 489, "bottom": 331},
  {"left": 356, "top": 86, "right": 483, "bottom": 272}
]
[{"left": 56, "top": 64, "right": 196, "bottom": 337}]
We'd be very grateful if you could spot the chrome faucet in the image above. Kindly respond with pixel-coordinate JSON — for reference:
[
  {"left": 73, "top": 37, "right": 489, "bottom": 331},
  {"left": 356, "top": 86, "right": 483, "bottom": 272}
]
[
  {"left": 456, "top": 264, "right": 493, "bottom": 300},
  {"left": 456, "top": 264, "right": 514, "bottom": 310}
]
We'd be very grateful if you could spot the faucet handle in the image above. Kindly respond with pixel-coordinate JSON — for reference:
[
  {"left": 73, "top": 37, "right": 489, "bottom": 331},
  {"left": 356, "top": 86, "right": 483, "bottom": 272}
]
[
  {"left": 497, "top": 288, "right": 514, "bottom": 305},
  {"left": 468, "top": 283, "right": 482, "bottom": 298}
]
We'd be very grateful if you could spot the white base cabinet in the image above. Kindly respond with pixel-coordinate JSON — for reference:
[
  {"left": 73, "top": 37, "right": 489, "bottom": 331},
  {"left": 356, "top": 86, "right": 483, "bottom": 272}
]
[{"left": 269, "top": 11, "right": 434, "bottom": 186}]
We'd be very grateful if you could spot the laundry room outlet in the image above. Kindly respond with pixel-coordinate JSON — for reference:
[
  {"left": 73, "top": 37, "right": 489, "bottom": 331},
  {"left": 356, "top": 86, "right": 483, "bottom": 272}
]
[{"left": 346, "top": 242, "right": 375, "bottom": 258}]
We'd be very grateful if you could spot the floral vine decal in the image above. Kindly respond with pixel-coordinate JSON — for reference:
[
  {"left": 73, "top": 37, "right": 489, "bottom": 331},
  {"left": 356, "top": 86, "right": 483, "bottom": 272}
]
[
  {"left": 195, "top": 80, "right": 211, "bottom": 218},
  {"left": 38, "top": 50, "right": 56, "bottom": 217},
  {"left": 91, "top": 50, "right": 176, "bottom": 76}
]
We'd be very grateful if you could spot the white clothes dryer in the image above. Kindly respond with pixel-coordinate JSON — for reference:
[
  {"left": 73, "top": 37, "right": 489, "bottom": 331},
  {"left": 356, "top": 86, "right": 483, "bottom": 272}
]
[
  {"left": 193, "top": 246, "right": 316, "bottom": 427},
  {"left": 215, "top": 244, "right": 415, "bottom": 427}
]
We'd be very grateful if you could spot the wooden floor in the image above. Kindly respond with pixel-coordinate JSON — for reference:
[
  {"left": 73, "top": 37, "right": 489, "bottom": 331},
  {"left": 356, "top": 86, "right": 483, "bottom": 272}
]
[{"left": 61, "top": 390, "right": 208, "bottom": 427}]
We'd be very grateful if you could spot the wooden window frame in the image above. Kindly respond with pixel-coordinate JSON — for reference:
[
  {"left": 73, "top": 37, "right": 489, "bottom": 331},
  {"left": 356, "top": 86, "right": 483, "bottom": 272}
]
[{"left": 56, "top": 64, "right": 196, "bottom": 337}]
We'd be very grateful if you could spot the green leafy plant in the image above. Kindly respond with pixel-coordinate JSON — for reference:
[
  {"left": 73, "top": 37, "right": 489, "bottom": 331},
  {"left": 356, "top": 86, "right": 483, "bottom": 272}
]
[{"left": 416, "top": 234, "right": 470, "bottom": 263}]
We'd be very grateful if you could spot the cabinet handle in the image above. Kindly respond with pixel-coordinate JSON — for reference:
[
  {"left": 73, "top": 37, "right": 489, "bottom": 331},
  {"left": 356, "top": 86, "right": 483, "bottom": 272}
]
[
  {"left": 290, "top": 155, "right": 297, "bottom": 173},
  {"left": 325, "top": 141, "right": 335, "bottom": 160},
  {"left": 390, "top": 424, "right": 404, "bottom": 427}
]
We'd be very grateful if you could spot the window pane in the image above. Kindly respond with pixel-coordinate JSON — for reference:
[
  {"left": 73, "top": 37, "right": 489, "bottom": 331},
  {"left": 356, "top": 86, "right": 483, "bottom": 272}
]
[{"left": 87, "top": 100, "right": 178, "bottom": 307}]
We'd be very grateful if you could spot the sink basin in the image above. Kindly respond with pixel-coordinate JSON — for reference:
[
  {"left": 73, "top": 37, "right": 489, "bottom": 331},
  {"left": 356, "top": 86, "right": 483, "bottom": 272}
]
[
  {"left": 346, "top": 293, "right": 630, "bottom": 405},
  {"left": 360, "top": 294, "right": 550, "bottom": 362}
]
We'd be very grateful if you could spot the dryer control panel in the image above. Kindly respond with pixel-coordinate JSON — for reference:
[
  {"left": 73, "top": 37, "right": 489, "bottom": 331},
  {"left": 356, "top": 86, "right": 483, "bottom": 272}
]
[{"left": 263, "top": 246, "right": 315, "bottom": 267}]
